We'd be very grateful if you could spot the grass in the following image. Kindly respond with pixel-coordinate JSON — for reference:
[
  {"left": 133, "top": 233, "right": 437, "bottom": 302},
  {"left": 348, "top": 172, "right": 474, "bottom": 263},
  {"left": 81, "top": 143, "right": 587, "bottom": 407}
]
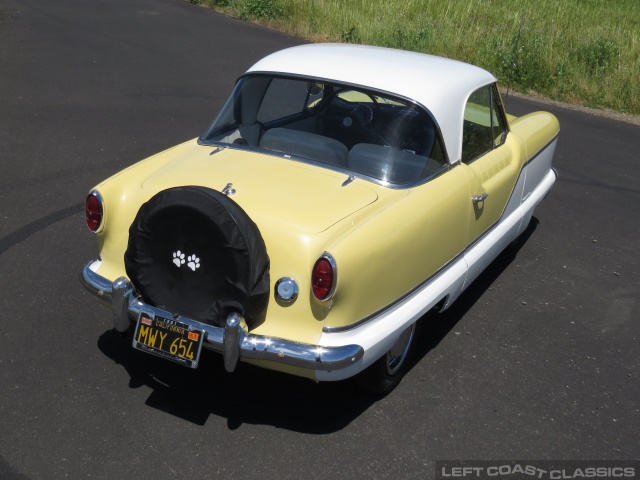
[{"left": 193, "top": 0, "right": 640, "bottom": 116}]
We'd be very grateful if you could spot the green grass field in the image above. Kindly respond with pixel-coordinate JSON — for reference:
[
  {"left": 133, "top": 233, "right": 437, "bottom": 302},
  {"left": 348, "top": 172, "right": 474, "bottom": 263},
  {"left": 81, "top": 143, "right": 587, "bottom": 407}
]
[{"left": 197, "top": 0, "right": 640, "bottom": 115}]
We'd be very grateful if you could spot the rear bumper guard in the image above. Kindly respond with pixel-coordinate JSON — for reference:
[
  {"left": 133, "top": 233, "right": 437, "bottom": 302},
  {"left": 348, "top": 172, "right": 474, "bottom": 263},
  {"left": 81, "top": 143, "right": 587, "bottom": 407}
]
[{"left": 81, "top": 262, "right": 364, "bottom": 373}]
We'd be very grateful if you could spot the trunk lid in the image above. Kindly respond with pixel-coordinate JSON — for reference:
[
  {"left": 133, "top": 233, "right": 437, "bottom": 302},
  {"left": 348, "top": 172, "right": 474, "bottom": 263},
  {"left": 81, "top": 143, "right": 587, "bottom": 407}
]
[{"left": 141, "top": 144, "right": 378, "bottom": 234}]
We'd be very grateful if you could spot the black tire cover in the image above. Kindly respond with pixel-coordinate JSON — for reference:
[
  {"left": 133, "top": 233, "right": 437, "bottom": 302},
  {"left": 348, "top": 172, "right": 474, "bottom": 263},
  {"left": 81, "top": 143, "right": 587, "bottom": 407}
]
[{"left": 124, "top": 186, "right": 270, "bottom": 327}]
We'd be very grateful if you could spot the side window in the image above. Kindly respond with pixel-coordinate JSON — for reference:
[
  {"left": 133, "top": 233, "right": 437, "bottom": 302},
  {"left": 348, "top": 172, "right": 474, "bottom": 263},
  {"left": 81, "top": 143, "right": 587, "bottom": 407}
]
[
  {"left": 257, "top": 78, "right": 311, "bottom": 124},
  {"left": 461, "top": 84, "right": 508, "bottom": 163}
]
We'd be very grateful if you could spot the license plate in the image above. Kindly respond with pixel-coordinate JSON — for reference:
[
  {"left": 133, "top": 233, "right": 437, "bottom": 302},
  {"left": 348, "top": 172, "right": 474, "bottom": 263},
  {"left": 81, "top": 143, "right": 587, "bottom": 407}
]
[{"left": 132, "top": 312, "right": 204, "bottom": 368}]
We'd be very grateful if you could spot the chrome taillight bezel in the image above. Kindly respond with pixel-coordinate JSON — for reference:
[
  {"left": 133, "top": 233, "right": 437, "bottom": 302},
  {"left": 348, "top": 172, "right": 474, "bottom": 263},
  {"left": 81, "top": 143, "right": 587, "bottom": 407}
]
[
  {"left": 85, "top": 190, "right": 105, "bottom": 233},
  {"left": 311, "top": 252, "right": 337, "bottom": 301}
]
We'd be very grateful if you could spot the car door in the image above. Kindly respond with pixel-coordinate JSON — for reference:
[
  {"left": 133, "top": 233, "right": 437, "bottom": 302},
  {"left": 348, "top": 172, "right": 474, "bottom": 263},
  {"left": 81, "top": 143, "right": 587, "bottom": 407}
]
[{"left": 459, "top": 84, "right": 523, "bottom": 283}]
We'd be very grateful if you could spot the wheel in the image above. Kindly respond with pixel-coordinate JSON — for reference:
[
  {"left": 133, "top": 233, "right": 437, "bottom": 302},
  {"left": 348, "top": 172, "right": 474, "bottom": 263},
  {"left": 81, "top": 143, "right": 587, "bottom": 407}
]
[
  {"left": 355, "top": 322, "right": 419, "bottom": 395},
  {"left": 124, "top": 186, "right": 270, "bottom": 328}
]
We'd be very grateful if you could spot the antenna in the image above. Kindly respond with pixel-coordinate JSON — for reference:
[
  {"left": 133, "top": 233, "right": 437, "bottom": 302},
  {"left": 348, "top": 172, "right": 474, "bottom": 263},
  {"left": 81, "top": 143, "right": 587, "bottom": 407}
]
[{"left": 505, "top": 18, "right": 524, "bottom": 110}]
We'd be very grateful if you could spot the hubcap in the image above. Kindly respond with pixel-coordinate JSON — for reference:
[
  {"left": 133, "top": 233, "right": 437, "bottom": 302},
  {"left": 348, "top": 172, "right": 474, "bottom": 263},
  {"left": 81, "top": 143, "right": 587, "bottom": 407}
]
[{"left": 386, "top": 323, "right": 416, "bottom": 375}]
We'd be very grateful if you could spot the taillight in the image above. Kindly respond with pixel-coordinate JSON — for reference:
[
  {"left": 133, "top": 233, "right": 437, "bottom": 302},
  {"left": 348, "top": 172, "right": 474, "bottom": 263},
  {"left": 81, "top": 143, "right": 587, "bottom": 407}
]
[
  {"left": 312, "top": 253, "right": 337, "bottom": 301},
  {"left": 85, "top": 191, "right": 103, "bottom": 232}
]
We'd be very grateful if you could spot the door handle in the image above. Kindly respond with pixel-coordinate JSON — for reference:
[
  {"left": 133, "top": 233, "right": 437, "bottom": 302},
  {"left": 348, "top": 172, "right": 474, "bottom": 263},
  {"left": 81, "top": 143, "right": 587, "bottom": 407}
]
[{"left": 472, "top": 192, "right": 489, "bottom": 203}]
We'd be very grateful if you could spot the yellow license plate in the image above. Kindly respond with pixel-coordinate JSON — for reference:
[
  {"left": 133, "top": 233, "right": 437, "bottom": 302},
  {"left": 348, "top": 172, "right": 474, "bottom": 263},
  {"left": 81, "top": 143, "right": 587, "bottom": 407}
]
[{"left": 132, "top": 312, "right": 204, "bottom": 368}]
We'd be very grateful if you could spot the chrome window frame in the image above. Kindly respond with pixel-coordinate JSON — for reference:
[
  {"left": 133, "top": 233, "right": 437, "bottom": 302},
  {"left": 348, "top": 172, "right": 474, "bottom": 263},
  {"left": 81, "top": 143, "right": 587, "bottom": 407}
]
[{"left": 461, "top": 82, "right": 510, "bottom": 166}]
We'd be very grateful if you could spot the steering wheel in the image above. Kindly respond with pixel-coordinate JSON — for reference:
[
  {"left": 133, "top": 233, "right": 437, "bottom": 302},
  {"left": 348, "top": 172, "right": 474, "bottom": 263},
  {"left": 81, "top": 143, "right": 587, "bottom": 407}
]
[{"left": 318, "top": 89, "right": 389, "bottom": 144}]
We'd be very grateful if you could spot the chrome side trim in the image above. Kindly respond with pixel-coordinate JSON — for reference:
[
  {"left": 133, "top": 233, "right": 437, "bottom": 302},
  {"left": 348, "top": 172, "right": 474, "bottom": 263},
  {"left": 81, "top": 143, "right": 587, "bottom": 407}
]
[
  {"left": 80, "top": 263, "right": 364, "bottom": 372},
  {"left": 322, "top": 248, "right": 465, "bottom": 333},
  {"left": 519, "top": 135, "right": 559, "bottom": 173}
]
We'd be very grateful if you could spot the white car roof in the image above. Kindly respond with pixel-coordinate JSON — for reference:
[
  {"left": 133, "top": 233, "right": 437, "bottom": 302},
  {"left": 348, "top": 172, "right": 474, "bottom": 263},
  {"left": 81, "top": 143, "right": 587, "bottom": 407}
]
[{"left": 246, "top": 43, "right": 497, "bottom": 163}]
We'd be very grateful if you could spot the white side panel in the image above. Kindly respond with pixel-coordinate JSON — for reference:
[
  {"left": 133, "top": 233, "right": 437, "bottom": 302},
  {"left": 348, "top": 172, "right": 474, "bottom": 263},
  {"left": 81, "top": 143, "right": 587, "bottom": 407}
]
[
  {"left": 464, "top": 139, "right": 556, "bottom": 288},
  {"left": 463, "top": 164, "right": 528, "bottom": 289},
  {"left": 517, "top": 139, "right": 556, "bottom": 237},
  {"left": 522, "top": 139, "right": 557, "bottom": 203},
  {"left": 316, "top": 258, "right": 468, "bottom": 381},
  {"left": 506, "top": 164, "right": 527, "bottom": 218},
  {"left": 464, "top": 168, "right": 556, "bottom": 290}
]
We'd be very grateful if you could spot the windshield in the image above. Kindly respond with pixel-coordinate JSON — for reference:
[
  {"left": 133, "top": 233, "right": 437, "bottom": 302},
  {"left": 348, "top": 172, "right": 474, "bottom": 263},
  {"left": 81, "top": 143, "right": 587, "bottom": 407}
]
[{"left": 201, "top": 75, "right": 447, "bottom": 185}]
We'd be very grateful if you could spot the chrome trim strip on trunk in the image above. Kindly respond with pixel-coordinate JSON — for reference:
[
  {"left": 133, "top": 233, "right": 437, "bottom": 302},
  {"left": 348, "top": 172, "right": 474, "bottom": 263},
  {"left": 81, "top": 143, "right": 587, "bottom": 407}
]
[{"left": 80, "top": 263, "right": 364, "bottom": 373}]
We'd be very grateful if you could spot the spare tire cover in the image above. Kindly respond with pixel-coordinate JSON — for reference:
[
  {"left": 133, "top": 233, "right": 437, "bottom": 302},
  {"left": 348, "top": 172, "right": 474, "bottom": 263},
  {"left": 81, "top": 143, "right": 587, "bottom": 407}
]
[{"left": 124, "top": 186, "right": 270, "bottom": 327}]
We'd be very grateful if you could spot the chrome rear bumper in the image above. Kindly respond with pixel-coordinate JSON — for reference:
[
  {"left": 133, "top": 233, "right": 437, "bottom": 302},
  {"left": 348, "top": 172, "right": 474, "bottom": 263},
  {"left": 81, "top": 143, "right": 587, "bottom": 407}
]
[{"left": 80, "top": 262, "right": 364, "bottom": 373}]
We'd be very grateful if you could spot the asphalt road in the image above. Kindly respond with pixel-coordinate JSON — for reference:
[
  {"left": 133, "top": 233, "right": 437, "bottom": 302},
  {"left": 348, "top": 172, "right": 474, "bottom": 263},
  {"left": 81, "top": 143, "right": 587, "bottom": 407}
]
[{"left": 1, "top": 0, "right": 638, "bottom": 479}]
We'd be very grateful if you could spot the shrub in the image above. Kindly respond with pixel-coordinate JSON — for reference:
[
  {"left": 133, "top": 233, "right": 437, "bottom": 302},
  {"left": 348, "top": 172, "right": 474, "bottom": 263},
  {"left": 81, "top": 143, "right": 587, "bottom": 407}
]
[
  {"left": 340, "top": 26, "right": 359, "bottom": 44},
  {"left": 575, "top": 38, "right": 619, "bottom": 76},
  {"left": 493, "top": 29, "right": 554, "bottom": 92},
  {"left": 239, "top": 0, "right": 284, "bottom": 20}
]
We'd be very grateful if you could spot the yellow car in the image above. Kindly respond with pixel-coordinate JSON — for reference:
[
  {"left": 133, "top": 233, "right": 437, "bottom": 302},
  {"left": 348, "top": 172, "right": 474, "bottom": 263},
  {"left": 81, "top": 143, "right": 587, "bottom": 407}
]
[{"left": 81, "top": 44, "right": 559, "bottom": 394}]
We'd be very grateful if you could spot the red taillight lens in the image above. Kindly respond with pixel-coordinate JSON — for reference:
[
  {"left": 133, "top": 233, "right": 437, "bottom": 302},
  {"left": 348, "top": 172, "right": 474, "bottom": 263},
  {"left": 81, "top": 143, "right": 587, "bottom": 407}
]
[
  {"left": 85, "top": 192, "right": 103, "bottom": 232},
  {"left": 312, "top": 255, "right": 336, "bottom": 300}
]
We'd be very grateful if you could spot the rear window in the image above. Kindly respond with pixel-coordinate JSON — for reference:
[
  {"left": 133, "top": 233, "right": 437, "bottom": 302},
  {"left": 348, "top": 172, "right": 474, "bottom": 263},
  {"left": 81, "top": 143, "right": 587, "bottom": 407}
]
[{"left": 202, "top": 75, "right": 448, "bottom": 186}]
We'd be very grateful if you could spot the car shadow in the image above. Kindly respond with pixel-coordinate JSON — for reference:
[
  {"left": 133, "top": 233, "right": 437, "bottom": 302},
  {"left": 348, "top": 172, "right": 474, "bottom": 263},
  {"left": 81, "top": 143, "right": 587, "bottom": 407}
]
[
  {"left": 97, "top": 218, "right": 538, "bottom": 433},
  {"left": 407, "top": 217, "right": 539, "bottom": 369},
  {"left": 97, "top": 329, "right": 376, "bottom": 433}
]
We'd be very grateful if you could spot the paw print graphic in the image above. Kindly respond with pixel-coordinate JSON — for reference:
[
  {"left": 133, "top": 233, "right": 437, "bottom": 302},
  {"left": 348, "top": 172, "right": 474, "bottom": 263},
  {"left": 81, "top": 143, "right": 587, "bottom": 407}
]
[
  {"left": 187, "top": 255, "right": 200, "bottom": 272},
  {"left": 172, "top": 250, "right": 185, "bottom": 267}
]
